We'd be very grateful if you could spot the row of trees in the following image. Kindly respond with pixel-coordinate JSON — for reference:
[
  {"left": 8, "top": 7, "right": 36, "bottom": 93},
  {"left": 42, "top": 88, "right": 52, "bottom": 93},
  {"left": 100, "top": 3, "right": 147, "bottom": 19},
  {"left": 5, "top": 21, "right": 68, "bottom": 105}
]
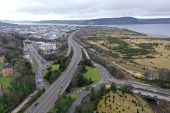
[
  {"left": 0, "top": 59, "right": 36, "bottom": 113},
  {"left": 0, "top": 33, "right": 36, "bottom": 113},
  {"left": 0, "top": 32, "right": 23, "bottom": 63}
]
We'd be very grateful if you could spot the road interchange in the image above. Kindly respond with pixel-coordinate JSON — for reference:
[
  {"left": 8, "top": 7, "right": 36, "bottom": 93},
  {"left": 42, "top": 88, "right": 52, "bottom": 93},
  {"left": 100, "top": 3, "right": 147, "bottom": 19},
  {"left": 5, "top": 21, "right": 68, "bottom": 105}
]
[
  {"left": 26, "top": 31, "right": 170, "bottom": 113},
  {"left": 26, "top": 32, "right": 82, "bottom": 113}
]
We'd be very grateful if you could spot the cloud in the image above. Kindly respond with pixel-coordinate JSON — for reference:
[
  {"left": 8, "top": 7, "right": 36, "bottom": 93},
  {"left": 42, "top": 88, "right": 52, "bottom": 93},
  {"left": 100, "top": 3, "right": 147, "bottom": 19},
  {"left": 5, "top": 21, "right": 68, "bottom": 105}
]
[{"left": 0, "top": 0, "right": 170, "bottom": 20}]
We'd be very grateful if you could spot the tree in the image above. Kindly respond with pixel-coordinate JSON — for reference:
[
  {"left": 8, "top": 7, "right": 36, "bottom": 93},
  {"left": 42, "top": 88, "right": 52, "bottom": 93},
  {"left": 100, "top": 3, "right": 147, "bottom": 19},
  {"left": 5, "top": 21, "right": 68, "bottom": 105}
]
[
  {"left": 120, "top": 85, "right": 131, "bottom": 93},
  {"left": 111, "top": 83, "right": 117, "bottom": 92},
  {"left": 77, "top": 74, "right": 89, "bottom": 87},
  {"left": 0, "top": 59, "right": 36, "bottom": 113}
]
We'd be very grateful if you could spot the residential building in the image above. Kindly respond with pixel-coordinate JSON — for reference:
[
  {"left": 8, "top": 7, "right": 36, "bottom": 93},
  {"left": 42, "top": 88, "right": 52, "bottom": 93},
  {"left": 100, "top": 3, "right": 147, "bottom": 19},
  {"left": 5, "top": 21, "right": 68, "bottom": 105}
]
[
  {"left": 0, "top": 55, "right": 5, "bottom": 63},
  {"left": 2, "top": 64, "right": 13, "bottom": 77}
]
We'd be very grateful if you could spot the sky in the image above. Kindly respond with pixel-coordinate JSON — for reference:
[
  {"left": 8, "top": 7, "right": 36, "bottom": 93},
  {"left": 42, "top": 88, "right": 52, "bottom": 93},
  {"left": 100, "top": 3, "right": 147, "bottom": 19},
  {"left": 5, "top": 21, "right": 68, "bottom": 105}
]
[{"left": 0, "top": 0, "right": 170, "bottom": 20}]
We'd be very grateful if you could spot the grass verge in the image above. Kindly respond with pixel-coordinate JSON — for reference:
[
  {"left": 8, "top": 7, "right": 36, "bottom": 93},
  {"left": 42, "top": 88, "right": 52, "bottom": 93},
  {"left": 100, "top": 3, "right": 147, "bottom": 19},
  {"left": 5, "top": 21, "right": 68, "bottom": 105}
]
[
  {"left": 43, "top": 64, "right": 60, "bottom": 77},
  {"left": 83, "top": 66, "right": 100, "bottom": 82}
]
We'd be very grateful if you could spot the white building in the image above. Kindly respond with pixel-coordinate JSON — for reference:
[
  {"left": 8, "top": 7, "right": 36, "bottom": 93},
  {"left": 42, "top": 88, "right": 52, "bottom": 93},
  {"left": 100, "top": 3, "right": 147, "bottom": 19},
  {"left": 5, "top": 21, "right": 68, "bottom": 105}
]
[
  {"left": 34, "top": 42, "right": 57, "bottom": 54},
  {"left": 39, "top": 42, "right": 56, "bottom": 51}
]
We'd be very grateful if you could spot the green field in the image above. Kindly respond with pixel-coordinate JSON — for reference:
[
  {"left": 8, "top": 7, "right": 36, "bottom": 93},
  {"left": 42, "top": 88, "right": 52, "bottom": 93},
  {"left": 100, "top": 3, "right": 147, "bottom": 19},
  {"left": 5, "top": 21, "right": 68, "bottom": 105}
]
[
  {"left": 0, "top": 63, "right": 12, "bottom": 88},
  {"left": 43, "top": 64, "right": 60, "bottom": 77},
  {"left": 83, "top": 66, "right": 100, "bottom": 82},
  {"left": 0, "top": 76, "right": 12, "bottom": 88}
]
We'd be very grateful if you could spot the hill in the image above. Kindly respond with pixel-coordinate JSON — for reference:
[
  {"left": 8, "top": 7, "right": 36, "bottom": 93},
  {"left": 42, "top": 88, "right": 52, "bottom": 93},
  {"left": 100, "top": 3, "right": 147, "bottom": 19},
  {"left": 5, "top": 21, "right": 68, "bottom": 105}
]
[
  {"left": 0, "top": 21, "right": 16, "bottom": 26},
  {"left": 37, "top": 17, "right": 170, "bottom": 25}
]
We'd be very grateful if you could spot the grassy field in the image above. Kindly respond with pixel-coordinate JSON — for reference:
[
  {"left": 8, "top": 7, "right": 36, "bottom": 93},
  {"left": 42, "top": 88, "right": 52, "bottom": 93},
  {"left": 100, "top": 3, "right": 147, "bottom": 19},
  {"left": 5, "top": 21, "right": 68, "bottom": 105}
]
[
  {"left": 43, "top": 64, "right": 60, "bottom": 77},
  {"left": 0, "top": 76, "right": 12, "bottom": 88},
  {"left": 131, "top": 39, "right": 170, "bottom": 69},
  {"left": 83, "top": 28, "right": 170, "bottom": 69},
  {"left": 97, "top": 91, "right": 153, "bottom": 113},
  {"left": 83, "top": 66, "right": 100, "bottom": 82}
]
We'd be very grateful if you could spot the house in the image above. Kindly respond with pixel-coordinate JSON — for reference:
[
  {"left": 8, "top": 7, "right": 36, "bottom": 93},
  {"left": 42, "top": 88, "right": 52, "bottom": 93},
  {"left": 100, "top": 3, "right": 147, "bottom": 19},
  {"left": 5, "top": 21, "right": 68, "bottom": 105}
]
[
  {"left": 0, "top": 55, "right": 5, "bottom": 63},
  {"left": 2, "top": 64, "right": 13, "bottom": 77}
]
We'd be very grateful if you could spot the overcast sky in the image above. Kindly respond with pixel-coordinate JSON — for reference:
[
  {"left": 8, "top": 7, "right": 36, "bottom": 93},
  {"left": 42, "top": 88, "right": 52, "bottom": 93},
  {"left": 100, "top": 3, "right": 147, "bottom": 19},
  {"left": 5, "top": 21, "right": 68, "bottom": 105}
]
[{"left": 0, "top": 0, "right": 170, "bottom": 20}]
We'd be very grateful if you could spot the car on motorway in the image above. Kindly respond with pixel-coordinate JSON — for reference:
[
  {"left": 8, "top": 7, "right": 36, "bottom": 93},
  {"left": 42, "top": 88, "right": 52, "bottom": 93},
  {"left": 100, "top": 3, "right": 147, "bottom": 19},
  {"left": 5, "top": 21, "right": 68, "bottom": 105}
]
[{"left": 34, "top": 102, "right": 39, "bottom": 107}]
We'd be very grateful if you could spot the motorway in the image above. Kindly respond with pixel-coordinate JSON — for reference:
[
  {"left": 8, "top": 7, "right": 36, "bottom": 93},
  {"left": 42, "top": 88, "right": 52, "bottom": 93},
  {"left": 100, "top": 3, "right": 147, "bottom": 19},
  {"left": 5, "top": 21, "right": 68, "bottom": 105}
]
[{"left": 26, "top": 32, "right": 82, "bottom": 113}]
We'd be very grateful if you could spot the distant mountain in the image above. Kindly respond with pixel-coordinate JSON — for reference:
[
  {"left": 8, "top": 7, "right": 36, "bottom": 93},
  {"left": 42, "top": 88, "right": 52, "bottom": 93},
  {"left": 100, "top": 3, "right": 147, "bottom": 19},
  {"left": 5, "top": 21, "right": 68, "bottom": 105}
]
[
  {"left": 38, "top": 20, "right": 84, "bottom": 25},
  {"left": 37, "top": 17, "right": 170, "bottom": 25},
  {"left": 0, "top": 21, "right": 16, "bottom": 26}
]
